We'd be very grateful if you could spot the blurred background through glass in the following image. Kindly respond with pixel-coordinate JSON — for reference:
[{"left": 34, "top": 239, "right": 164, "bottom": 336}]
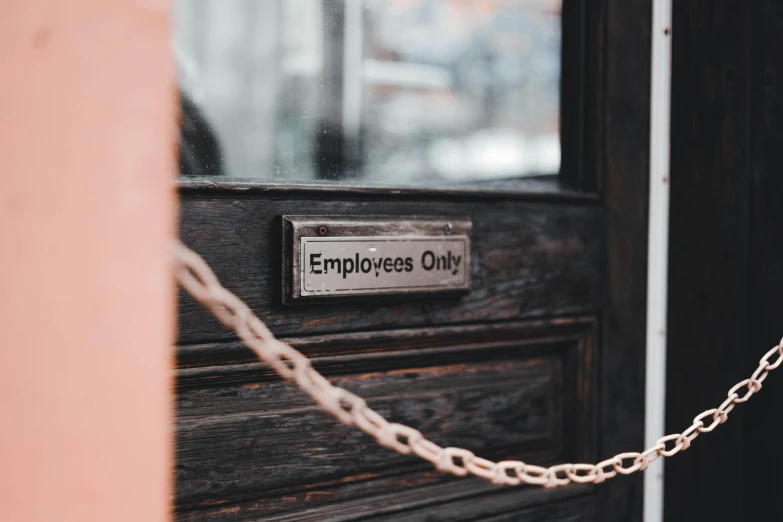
[{"left": 175, "top": 0, "right": 562, "bottom": 185}]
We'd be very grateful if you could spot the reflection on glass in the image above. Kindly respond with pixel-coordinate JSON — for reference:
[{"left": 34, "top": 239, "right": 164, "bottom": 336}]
[{"left": 175, "top": 0, "right": 562, "bottom": 184}]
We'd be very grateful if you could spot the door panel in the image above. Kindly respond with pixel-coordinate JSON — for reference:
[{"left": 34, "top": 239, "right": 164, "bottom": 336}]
[
  {"left": 175, "top": 186, "right": 603, "bottom": 521},
  {"left": 175, "top": 319, "right": 595, "bottom": 518},
  {"left": 174, "top": 0, "right": 652, "bottom": 520},
  {"left": 665, "top": 0, "right": 783, "bottom": 519},
  {"left": 177, "top": 190, "right": 602, "bottom": 344}
]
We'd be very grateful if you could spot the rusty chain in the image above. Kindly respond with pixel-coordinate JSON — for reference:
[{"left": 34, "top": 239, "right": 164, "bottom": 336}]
[{"left": 174, "top": 241, "right": 783, "bottom": 488}]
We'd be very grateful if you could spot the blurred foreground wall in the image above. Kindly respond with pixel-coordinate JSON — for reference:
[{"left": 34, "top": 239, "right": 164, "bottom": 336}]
[{"left": 0, "top": 1, "right": 176, "bottom": 521}]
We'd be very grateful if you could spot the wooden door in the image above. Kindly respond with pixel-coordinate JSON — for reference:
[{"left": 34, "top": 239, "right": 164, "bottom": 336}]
[
  {"left": 174, "top": 1, "right": 652, "bottom": 520},
  {"left": 665, "top": 1, "right": 783, "bottom": 519}
]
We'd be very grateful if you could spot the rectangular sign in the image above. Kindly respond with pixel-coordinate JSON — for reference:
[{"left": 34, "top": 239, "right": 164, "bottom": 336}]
[
  {"left": 300, "top": 236, "right": 469, "bottom": 296},
  {"left": 282, "top": 216, "right": 472, "bottom": 302}
]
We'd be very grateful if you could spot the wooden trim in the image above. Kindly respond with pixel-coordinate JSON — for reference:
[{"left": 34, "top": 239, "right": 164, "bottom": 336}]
[
  {"left": 560, "top": 0, "right": 589, "bottom": 192},
  {"left": 597, "top": 0, "right": 652, "bottom": 521},
  {"left": 177, "top": 177, "right": 600, "bottom": 204}
]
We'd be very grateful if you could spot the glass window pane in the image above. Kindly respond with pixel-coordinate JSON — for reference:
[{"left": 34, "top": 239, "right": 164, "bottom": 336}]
[{"left": 174, "top": 0, "right": 562, "bottom": 185}]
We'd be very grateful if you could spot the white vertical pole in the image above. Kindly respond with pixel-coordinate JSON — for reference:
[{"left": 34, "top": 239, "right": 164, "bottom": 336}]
[{"left": 645, "top": 0, "right": 673, "bottom": 521}]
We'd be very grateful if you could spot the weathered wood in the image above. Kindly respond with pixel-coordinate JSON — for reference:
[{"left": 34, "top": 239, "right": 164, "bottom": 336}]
[
  {"left": 597, "top": 0, "right": 651, "bottom": 521},
  {"left": 175, "top": 479, "right": 595, "bottom": 522},
  {"left": 176, "top": 317, "right": 595, "bottom": 369},
  {"left": 744, "top": 2, "right": 783, "bottom": 520},
  {"left": 664, "top": 2, "right": 751, "bottom": 521},
  {"left": 172, "top": 2, "right": 658, "bottom": 520},
  {"left": 178, "top": 177, "right": 598, "bottom": 202},
  {"left": 560, "top": 0, "right": 589, "bottom": 191},
  {"left": 286, "top": 487, "right": 596, "bottom": 522},
  {"left": 581, "top": 0, "right": 604, "bottom": 194},
  {"left": 174, "top": 319, "right": 596, "bottom": 518},
  {"left": 177, "top": 194, "right": 602, "bottom": 344},
  {"left": 177, "top": 358, "right": 557, "bottom": 509}
]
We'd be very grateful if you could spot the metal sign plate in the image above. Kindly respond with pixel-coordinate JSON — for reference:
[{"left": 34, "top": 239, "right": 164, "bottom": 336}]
[
  {"left": 300, "top": 235, "right": 469, "bottom": 296},
  {"left": 282, "top": 216, "right": 471, "bottom": 303}
]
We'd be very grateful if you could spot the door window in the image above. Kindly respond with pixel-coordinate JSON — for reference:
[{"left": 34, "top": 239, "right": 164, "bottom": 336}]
[{"left": 174, "top": 0, "right": 563, "bottom": 186}]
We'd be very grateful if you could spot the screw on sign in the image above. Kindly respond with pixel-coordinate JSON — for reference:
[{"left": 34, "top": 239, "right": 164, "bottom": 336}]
[{"left": 174, "top": 241, "right": 783, "bottom": 488}]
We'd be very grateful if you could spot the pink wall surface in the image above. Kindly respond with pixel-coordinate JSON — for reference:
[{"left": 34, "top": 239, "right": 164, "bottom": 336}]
[{"left": 0, "top": 1, "right": 176, "bottom": 520}]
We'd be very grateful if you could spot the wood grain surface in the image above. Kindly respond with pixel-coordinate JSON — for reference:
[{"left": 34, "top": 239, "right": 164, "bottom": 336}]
[
  {"left": 175, "top": 319, "right": 596, "bottom": 520},
  {"left": 177, "top": 194, "right": 602, "bottom": 345}
]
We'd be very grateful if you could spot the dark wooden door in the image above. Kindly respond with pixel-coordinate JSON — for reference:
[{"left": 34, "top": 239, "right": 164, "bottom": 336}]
[
  {"left": 665, "top": 1, "right": 783, "bottom": 519},
  {"left": 174, "top": 1, "right": 652, "bottom": 520}
]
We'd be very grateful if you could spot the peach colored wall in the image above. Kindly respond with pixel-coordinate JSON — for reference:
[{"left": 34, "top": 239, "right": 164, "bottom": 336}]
[{"left": 0, "top": 1, "right": 175, "bottom": 521}]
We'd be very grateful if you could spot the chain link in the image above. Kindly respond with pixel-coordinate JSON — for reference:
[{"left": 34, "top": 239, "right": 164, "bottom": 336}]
[{"left": 174, "top": 241, "right": 782, "bottom": 488}]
